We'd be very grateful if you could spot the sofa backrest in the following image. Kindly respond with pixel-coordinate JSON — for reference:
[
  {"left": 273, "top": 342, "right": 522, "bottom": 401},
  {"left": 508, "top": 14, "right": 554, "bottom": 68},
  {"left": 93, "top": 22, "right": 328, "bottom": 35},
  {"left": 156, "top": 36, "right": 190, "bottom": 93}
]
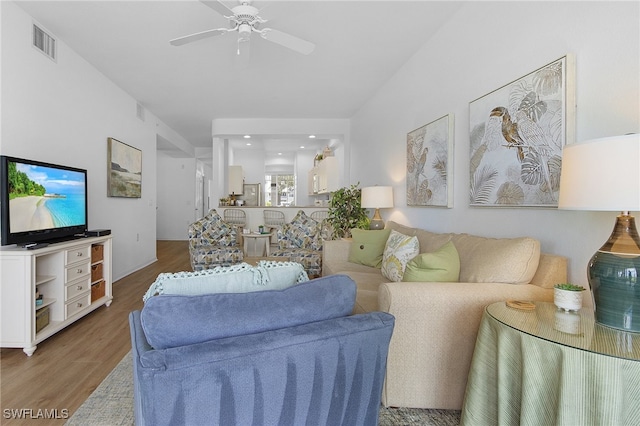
[
  {"left": 387, "top": 221, "right": 452, "bottom": 253},
  {"left": 386, "top": 221, "right": 541, "bottom": 285},
  {"left": 449, "top": 233, "right": 540, "bottom": 284},
  {"left": 141, "top": 274, "right": 357, "bottom": 349}
]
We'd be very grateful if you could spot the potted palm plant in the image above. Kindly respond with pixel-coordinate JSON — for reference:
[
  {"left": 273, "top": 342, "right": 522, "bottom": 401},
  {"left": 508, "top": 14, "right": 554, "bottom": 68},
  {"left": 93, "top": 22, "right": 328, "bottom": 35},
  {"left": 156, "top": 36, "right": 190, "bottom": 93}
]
[
  {"left": 554, "top": 283, "right": 585, "bottom": 312},
  {"left": 327, "top": 183, "right": 369, "bottom": 239}
]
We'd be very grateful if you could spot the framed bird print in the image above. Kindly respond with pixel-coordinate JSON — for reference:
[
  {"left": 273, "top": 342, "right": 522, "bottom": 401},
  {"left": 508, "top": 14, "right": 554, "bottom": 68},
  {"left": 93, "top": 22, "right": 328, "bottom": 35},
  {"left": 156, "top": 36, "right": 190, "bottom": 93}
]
[
  {"left": 407, "top": 114, "right": 454, "bottom": 207},
  {"left": 468, "top": 54, "right": 576, "bottom": 207}
]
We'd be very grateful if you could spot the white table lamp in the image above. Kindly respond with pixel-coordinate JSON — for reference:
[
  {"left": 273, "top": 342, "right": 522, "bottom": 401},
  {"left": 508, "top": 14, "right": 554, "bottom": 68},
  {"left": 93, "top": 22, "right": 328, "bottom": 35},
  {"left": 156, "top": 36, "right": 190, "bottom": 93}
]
[
  {"left": 361, "top": 186, "right": 394, "bottom": 230},
  {"left": 558, "top": 134, "right": 640, "bottom": 332}
]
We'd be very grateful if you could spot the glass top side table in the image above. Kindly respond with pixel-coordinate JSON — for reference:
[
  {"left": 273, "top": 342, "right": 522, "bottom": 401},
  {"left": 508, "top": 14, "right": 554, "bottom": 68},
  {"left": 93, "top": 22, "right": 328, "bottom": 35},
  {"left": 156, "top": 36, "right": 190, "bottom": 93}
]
[
  {"left": 487, "top": 301, "right": 640, "bottom": 361},
  {"left": 461, "top": 301, "right": 640, "bottom": 425}
]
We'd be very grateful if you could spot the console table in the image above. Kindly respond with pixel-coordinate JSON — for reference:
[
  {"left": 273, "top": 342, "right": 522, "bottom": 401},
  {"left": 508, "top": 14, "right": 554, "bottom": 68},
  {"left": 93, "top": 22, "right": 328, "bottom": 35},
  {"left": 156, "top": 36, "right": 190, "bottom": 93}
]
[
  {"left": 461, "top": 301, "right": 640, "bottom": 425},
  {"left": 0, "top": 236, "right": 113, "bottom": 356}
]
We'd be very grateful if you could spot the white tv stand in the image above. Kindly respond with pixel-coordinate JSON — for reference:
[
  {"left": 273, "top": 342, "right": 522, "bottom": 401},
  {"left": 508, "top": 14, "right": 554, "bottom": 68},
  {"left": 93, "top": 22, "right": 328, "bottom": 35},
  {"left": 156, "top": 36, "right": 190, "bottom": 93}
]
[{"left": 0, "top": 235, "right": 113, "bottom": 356}]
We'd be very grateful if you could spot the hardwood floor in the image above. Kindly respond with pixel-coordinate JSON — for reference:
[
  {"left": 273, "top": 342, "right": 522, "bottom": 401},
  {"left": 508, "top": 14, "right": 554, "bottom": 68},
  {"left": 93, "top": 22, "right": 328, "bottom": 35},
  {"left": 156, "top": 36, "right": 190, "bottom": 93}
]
[{"left": 0, "top": 241, "right": 191, "bottom": 425}]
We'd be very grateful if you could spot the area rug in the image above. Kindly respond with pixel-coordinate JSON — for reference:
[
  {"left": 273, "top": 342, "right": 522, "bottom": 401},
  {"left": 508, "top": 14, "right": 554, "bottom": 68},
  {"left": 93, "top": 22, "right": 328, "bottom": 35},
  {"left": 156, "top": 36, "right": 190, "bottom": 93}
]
[{"left": 66, "top": 351, "right": 461, "bottom": 425}]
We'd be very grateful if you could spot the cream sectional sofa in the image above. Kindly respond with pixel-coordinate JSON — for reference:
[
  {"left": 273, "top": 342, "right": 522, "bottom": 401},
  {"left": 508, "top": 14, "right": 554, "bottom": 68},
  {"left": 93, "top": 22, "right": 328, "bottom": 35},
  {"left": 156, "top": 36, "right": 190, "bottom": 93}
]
[{"left": 322, "top": 221, "right": 568, "bottom": 410}]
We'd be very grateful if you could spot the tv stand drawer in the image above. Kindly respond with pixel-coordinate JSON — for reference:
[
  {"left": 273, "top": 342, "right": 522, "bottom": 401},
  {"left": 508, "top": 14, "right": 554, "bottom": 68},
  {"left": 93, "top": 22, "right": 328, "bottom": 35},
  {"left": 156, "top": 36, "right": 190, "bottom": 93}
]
[
  {"left": 65, "top": 260, "right": 91, "bottom": 283},
  {"left": 65, "top": 277, "right": 91, "bottom": 301},
  {"left": 65, "top": 293, "right": 91, "bottom": 318},
  {"left": 65, "top": 246, "right": 90, "bottom": 265}
]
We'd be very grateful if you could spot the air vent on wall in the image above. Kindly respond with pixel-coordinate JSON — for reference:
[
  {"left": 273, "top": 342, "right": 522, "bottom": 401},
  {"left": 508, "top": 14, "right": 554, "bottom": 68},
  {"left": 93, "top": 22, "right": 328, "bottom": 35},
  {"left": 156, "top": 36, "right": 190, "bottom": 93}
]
[
  {"left": 136, "top": 103, "right": 146, "bottom": 122},
  {"left": 32, "top": 23, "right": 56, "bottom": 61}
]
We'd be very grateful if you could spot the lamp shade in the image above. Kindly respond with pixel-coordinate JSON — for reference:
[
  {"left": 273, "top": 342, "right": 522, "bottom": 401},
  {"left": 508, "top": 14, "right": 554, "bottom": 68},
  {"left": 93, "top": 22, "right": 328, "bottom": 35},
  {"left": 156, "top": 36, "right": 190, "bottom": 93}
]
[
  {"left": 361, "top": 186, "right": 394, "bottom": 209},
  {"left": 558, "top": 134, "right": 640, "bottom": 332},
  {"left": 558, "top": 134, "right": 640, "bottom": 212}
]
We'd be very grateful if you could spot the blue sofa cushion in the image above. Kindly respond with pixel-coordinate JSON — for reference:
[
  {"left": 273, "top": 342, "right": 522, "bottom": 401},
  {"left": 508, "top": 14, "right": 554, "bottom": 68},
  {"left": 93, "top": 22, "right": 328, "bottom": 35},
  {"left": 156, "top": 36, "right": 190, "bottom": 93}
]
[
  {"left": 142, "top": 261, "right": 308, "bottom": 302},
  {"left": 141, "top": 274, "right": 357, "bottom": 349}
]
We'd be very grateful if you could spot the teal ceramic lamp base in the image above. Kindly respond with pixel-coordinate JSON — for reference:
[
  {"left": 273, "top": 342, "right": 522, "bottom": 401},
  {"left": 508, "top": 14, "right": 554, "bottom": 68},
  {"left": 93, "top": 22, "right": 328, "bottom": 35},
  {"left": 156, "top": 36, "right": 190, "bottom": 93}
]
[{"left": 589, "top": 213, "right": 640, "bottom": 332}]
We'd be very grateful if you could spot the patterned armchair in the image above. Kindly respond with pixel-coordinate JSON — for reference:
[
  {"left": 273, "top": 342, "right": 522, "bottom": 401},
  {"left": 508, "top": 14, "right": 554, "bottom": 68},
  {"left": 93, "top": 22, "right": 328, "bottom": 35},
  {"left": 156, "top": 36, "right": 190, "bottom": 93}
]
[
  {"left": 188, "top": 209, "right": 243, "bottom": 271},
  {"left": 271, "top": 210, "right": 326, "bottom": 278}
]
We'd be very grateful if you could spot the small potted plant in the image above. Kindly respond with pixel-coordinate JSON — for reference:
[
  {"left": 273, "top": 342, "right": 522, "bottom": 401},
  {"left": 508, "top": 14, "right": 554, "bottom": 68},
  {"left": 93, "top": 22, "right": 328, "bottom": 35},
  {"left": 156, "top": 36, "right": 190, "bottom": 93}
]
[{"left": 554, "top": 283, "right": 585, "bottom": 312}]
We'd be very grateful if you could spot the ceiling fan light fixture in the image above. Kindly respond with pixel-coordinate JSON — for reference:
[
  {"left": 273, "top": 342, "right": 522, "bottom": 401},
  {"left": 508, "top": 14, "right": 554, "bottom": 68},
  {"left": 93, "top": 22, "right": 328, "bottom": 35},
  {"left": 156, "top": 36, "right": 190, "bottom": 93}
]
[{"left": 238, "top": 22, "right": 252, "bottom": 42}]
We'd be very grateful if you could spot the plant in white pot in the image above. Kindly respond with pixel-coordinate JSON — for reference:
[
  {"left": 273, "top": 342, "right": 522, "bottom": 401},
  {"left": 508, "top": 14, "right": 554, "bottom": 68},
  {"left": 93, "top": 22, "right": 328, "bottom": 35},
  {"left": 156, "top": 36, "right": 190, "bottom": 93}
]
[{"left": 554, "top": 283, "right": 586, "bottom": 312}]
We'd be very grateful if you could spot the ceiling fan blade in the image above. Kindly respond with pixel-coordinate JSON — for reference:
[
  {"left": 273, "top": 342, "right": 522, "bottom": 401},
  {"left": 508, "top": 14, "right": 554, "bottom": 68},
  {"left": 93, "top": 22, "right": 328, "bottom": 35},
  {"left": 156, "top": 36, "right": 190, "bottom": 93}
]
[
  {"left": 260, "top": 28, "right": 315, "bottom": 55},
  {"left": 170, "top": 28, "right": 228, "bottom": 46},
  {"left": 200, "top": 0, "right": 234, "bottom": 17}
]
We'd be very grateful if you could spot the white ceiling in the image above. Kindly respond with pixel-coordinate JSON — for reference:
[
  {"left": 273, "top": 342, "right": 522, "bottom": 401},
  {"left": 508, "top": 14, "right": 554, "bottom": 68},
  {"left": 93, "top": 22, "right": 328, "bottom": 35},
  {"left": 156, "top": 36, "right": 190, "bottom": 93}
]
[{"left": 16, "top": 0, "right": 463, "bottom": 158}]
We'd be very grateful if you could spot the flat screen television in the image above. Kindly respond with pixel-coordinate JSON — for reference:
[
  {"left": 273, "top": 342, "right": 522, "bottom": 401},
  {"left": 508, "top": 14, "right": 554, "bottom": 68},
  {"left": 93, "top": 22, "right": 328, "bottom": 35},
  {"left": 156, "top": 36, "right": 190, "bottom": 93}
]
[{"left": 0, "top": 155, "right": 88, "bottom": 246}]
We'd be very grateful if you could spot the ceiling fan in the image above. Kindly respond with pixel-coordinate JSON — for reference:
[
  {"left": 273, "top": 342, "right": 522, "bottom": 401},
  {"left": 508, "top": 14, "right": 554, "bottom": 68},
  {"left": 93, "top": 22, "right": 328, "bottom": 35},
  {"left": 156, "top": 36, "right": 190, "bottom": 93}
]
[{"left": 170, "top": 0, "right": 315, "bottom": 55}]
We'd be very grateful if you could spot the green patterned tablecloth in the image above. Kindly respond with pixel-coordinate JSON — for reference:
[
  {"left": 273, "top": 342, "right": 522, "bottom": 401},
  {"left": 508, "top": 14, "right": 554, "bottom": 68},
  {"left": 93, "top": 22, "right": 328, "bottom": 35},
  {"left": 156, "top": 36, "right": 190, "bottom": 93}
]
[{"left": 461, "top": 301, "right": 640, "bottom": 425}]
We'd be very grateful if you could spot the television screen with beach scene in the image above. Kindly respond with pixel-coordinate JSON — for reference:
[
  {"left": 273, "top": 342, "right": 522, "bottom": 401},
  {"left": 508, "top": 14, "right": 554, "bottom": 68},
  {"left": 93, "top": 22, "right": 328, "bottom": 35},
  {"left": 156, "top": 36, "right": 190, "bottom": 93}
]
[{"left": 1, "top": 156, "right": 88, "bottom": 246}]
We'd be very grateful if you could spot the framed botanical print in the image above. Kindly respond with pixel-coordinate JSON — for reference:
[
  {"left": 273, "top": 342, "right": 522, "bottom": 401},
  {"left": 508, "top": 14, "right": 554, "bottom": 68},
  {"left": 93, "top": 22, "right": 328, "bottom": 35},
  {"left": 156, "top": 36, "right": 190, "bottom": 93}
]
[
  {"left": 407, "top": 114, "right": 454, "bottom": 207},
  {"left": 469, "top": 55, "right": 575, "bottom": 207}
]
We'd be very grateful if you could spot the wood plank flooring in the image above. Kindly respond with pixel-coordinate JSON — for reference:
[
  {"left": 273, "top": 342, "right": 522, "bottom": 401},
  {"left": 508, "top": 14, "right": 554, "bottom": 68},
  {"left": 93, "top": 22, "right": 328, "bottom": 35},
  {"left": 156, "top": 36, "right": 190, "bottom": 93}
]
[{"left": 0, "top": 240, "right": 192, "bottom": 426}]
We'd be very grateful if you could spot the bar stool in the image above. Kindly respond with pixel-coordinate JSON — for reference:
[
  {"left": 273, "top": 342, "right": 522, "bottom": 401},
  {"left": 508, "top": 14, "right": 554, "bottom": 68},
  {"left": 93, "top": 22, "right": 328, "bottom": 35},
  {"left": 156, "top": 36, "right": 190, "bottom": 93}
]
[
  {"left": 310, "top": 211, "right": 328, "bottom": 221},
  {"left": 223, "top": 209, "right": 246, "bottom": 244},
  {"left": 263, "top": 210, "right": 285, "bottom": 245}
]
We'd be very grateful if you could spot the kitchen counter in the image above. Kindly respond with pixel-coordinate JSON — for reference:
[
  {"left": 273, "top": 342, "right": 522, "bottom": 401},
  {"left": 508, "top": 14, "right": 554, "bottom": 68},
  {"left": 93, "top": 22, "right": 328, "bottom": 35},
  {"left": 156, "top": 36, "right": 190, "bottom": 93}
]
[{"left": 215, "top": 206, "right": 328, "bottom": 232}]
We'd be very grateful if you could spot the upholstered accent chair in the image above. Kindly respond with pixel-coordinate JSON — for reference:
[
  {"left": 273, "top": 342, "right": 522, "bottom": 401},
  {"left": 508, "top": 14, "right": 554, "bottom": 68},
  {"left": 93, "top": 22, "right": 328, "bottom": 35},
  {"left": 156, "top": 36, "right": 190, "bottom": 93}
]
[
  {"left": 129, "top": 274, "right": 395, "bottom": 426},
  {"left": 311, "top": 210, "right": 334, "bottom": 241},
  {"left": 188, "top": 209, "right": 243, "bottom": 270},
  {"left": 271, "top": 210, "right": 325, "bottom": 277}
]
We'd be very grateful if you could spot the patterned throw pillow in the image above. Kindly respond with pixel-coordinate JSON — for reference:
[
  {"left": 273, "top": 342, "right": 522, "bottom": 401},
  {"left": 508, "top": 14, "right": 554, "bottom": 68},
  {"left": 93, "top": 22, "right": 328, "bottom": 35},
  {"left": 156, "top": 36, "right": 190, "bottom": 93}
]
[
  {"left": 381, "top": 230, "right": 420, "bottom": 282},
  {"left": 278, "top": 210, "right": 322, "bottom": 251},
  {"left": 199, "top": 210, "right": 236, "bottom": 246}
]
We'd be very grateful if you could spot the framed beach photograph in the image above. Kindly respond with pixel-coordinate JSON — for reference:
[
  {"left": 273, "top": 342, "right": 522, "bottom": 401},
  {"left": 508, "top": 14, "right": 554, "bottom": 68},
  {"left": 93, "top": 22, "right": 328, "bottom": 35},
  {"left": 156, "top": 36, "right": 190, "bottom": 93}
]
[
  {"left": 107, "top": 137, "right": 142, "bottom": 198},
  {"left": 406, "top": 114, "right": 454, "bottom": 208},
  {"left": 469, "top": 55, "right": 575, "bottom": 207}
]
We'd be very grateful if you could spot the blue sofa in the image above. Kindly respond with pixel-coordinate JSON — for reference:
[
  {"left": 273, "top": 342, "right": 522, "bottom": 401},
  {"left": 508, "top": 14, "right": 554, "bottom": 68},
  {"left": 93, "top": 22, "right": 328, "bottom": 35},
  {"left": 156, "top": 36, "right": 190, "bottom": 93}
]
[{"left": 129, "top": 274, "right": 395, "bottom": 426}]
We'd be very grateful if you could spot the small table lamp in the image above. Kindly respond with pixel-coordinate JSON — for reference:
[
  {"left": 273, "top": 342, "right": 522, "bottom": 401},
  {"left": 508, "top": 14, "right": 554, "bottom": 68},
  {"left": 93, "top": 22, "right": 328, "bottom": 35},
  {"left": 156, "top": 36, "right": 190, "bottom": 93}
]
[
  {"left": 558, "top": 134, "right": 640, "bottom": 332},
  {"left": 361, "top": 186, "right": 394, "bottom": 230}
]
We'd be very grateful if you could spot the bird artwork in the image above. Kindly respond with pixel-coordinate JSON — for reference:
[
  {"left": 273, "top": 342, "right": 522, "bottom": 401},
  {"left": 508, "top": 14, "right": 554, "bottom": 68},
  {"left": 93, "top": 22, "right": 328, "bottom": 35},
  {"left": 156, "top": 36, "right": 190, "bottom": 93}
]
[
  {"left": 469, "top": 57, "right": 569, "bottom": 207},
  {"left": 407, "top": 115, "right": 452, "bottom": 207},
  {"left": 407, "top": 128, "right": 428, "bottom": 205}
]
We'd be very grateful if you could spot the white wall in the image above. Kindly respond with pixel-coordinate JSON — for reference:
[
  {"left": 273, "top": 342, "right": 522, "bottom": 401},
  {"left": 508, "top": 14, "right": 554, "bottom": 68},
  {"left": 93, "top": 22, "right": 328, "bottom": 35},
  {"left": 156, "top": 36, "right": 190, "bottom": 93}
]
[
  {"left": 156, "top": 153, "right": 196, "bottom": 240},
  {"left": 295, "top": 149, "right": 317, "bottom": 207},
  {"left": 233, "top": 150, "right": 265, "bottom": 187},
  {"left": 1, "top": 2, "right": 186, "bottom": 280},
  {"left": 350, "top": 1, "right": 640, "bottom": 288}
]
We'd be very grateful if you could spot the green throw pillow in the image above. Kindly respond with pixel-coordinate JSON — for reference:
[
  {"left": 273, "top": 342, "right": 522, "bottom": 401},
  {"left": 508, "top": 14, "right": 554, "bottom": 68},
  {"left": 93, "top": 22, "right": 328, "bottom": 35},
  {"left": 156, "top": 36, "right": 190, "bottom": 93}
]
[
  {"left": 402, "top": 241, "right": 460, "bottom": 282},
  {"left": 348, "top": 228, "right": 391, "bottom": 268}
]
